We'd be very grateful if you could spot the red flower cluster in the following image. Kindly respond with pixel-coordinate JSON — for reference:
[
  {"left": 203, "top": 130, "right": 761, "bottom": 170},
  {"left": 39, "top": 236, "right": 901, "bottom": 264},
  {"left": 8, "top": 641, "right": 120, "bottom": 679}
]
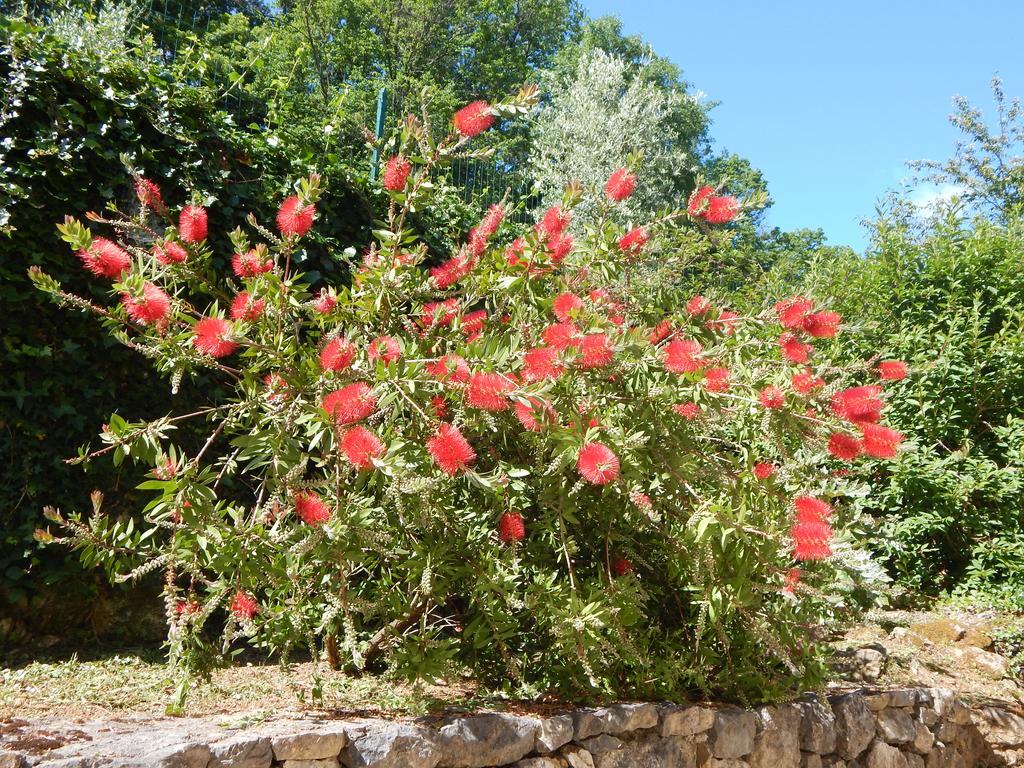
[
  {"left": 427, "top": 423, "right": 476, "bottom": 475},
  {"left": 368, "top": 336, "right": 401, "bottom": 364},
  {"left": 179, "top": 205, "right": 208, "bottom": 243},
  {"left": 193, "top": 317, "right": 238, "bottom": 357},
  {"left": 135, "top": 177, "right": 165, "bottom": 212},
  {"left": 122, "top": 282, "right": 171, "bottom": 326},
  {"left": 687, "top": 186, "right": 740, "bottom": 224},
  {"left": 703, "top": 367, "right": 731, "bottom": 392},
  {"left": 453, "top": 100, "right": 494, "bottom": 137},
  {"left": 322, "top": 382, "right": 377, "bottom": 424},
  {"left": 230, "top": 291, "right": 265, "bottom": 321},
  {"left": 465, "top": 372, "right": 513, "bottom": 411},
  {"left": 79, "top": 237, "right": 131, "bottom": 279},
  {"left": 775, "top": 297, "right": 842, "bottom": 338},
  {"left": 578, "top": 333, "right": 614, "bottom": 369},
  {"left": 553, "top": 292, "right": 583, "bottom": 322},
  {"left": 791, "top": 496, "right": 833, "bottom": 561},
  {"left": 663, "top": 339, "right": 703, "bottom": 373},
  {"left": 154, "top": 240, "right": 188, "bottom": 265},
  {"left": 232, "top": 249, "right": 274, "bottom": 278},
  {"left": 498, "top": 511, "right": 526, "bottom": 544},
  {"left": 427, "top": 354, "right": 471, "bottom": 383},
  {"left": 577, "top": 442, "right": 620, "bottom": 485},
  {"left": 514, "top": 396, "right": 555, "bottom": 432},
  {"left": 753, "top": 462, "right": 776, "bottom": 480},
  {"left": 878, "top": 360, "right": 908, "bottom": 380},
  {"left": 604, "top": 167, "right": 637, "bottom": 202},
  {"left": 294, "top": 490, "right": 331, "bottom": 526},
  {"left": 544, "top": 322, "right": 582, "bottom": 351},
  {"left": 230, "top": 590, "right": 258, "bottom": 620},
  {"left": 618, "top": 226, "right": 648, "bottom": 254},
  {"left": 313, "top": 289, "right": 337, "bottom": 314},
  {"left": 673, "top": 402, "right": 701, "bottom": 420},
  {"left": 686, "top": 295, "right": 712, "bottom": 316},
  {"left": 320, "top": 337, "right": 356, "bottom": 372},
  {"left": 760, "top": 386, "right": 785, "bottom": 409},
  {"left": 277, "top": 195, "right": 316, "bottom": 238},
  {"left": 341, "top": 426, "right": 385, "bottom": 469},
  {"left": 383, "top": 156, "right": 412, "bottom": 191},
  {"left": 523, "top": 346, "right": 564, "bottom": 381}
]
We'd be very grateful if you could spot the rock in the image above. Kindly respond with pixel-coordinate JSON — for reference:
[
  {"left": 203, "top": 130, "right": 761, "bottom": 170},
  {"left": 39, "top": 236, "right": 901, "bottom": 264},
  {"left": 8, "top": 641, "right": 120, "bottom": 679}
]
[
  {"left": 437, "top": 714, "right": 540, "bottom": 768},
  {"left": 578, "top": 734, "right": 623, "bottom": 754},
  {"left": 341, "top": 722, "right": 441, "bottom": 768},
  {"left": 864, "top": 693, "right": 890, "bottom": 712},
  {"left": 563, "top": 746, "right": 595, "bottom": 768},
  {"left": 877, "top": 709, "right": 917, "bottom": 744},
  {"left": 282, "top": 760, "right": 341, "bottom": 768},
  {"left": 586, "top": 733, "right": 698, "bottom": 768},
  {"left": 958, "top": 627, "right": 992, "bottom": 650},
  {"left": 572, "top": 704, "right": 658, "bottom": 741},
  {"left": 747, "top": 727, "right": 799, "bottom": 768},
  {"left": 798, "top": 698, "right": 837, "bottom": 754},
  {"left": 209, "top": 735, "right": 273, "bottom": 768},
  {"left": 888, "top": 628, "right": 929, "bottom": 648},
  {"left": 830, "top": 693, "right": 875, "bottom": 760},
  {"left": 972, "top": 706, "right": 1024, "bottom": 748},
  {"left": 864, "top": 740, "right": 907, "bottom": 768},
  {"left": 952, "top": 647, "right": 1010, "bottom": 678},
  {"left": 904, "top": 754, "right": 924, "bottom": 768},
  {"left": 887, "top": 689, "right": 917, "bottom": 708},
  {"left": 512, "top": 759, "right": 561, "bottom": 768},
  {"left": 272, "top": 731, "right": 347, "bottom": 761},
  {"left": 910, "top": 723, "right": 935, "bottom": 755},
  {"left": 801, "top": 754, "right": 822, "bottom": 768},
  {"left": 0, "top": 755, "right": 27, "bottom": 768},
  {"left": 535, "top": 716, "right": 573, "bottom": 754},
  {"left": 710, "top": 709, "right": 757, "bottom": 759},
  {"left": 704, "top": 760, "right": 750, "bottom": 768},
  {"left": 659, "top": 705, "right": 716, "bottom": 738},
  {"left": 147, "top": 742, "right": 213, "bottom": 768},
  {"left": 833, "top": 645, "right": 887, "bottom": 684},
  {"left": 908, "top": 619, "right": 965, "bottom": 645}
]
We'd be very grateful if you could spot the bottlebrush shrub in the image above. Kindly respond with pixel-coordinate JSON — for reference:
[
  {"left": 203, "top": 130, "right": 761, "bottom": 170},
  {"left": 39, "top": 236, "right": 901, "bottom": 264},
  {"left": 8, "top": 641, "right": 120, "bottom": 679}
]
[{"left": 33, "top": 86, "right": 902, "bottom": 706}]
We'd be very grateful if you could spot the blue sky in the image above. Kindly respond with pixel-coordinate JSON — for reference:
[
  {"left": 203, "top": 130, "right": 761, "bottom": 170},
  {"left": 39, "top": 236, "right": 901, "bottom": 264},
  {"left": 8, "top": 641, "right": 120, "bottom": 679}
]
[{"left": 582, "top": 0, "right": 1024, "bottom": 251}]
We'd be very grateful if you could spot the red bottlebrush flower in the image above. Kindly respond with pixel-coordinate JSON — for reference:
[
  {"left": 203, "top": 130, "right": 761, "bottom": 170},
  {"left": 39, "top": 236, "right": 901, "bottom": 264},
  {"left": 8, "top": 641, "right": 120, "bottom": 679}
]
[
  {"left": 539, "top": 205, "right": 571, "bottom": 239},
  {"left": 802, "top": 310, "right": 841, "bottom": 338},
  {"left": 612, "top": 556, "right": 634, "bottom": 577},
  {"left": 775, "top": 297, "right": 815, "bottom": 329},
  {"left": 629, "top": 489, "right": 652, "bottom": 510},
  {"left": 709, "top": 309, "right": 739, "bottom": 335},
  {"left": 577, "top": 442, "right": 620, "bottom": 485},
  {"left": 547, "top": 233, "right": 574, "bottom": 263},
  {"left": 859, "top": 423, "right": 905, "bottom": 458},
  {"left": 382, "top": 155, "right": 412, "bottom": 191},
  {"left": 427, "top": 354, "right": 471, "bottom": 384},
  {"left": 193, "top": 317, "right": 238, "bottom": 358},
  {"left": 154, "top": 240, "right": 188, "bottom": 265},
  {"left": 179, "top": 205, "right": 208, "bottom": 243},
  {"left": 779, "top": 332, "right": 812, "bottom": 363},
  {"left": 604, "top": 167, "right": 637, "bottom": 202},
  {"left": 648, "top": 320, "right": 673, "bottom": 344},
  {"left": 686, "top": 295, "right": 712, "bottom": 316},
  {"left": 232, "top": 249, "right": 274, "bottom": 277},
  {"left": 264, "top": 372, "right": 288, "bottom": 402},
  {"left": 478, "top": 204, "right": 505, "bottom": 239},
  {"left": 427, "top": 422, "right": 476, "bottom": 475},
  {"left": 293, "top": 490, "right": 331, "bottom": 526},
  {"left": 514, "top": 396, "right": 554, "bottom": 432},
  {"left": 498, "top": 511, "right": 526, "bottom": 544},
  {"left": 319, "top": 337, "right": 356, "bottom": 372},
  {"left": 505, "top": 237, "right": 526, "bottom": 267},
  {"left": 453, "top": 100, "right": 494, "bottom": 137},
  {"left": 277, "top": 195, "right": 316, "bottom": 238},
  {"left": 791, "top": 495, "right": 833, "bottom": 561},
  {"left": 313, "top": 289, "right": 337, "bottom": 314},
  {"left": 687, "top": 185, "right": 714, "bottom": 216},
  {"left": 175, "top": 598, "right": 201, "bottom": 616},
  {"left": 704, "top": 196, "right": 740, "bottom": 224},
  {"left": 878, "top": 360, "right": 909, "bottom": 380},
  {"left": 663, "top": 338, "right": 704, "bottom": 373},
  {"left": 78, "top": 237, "right": 131, "bottom": 279},
  {"left": 618, "top": 226, "right": 649, "bottom": 254},
  {"left": 465, "top": 372, "right": 513, "bottom": 411},
  {"left": 703, "top": 366, "right": 731, "bottom": 392},
  {"left": 467, "top": 227, "right": 488, "bottom": 258},
  {"left": 430, "top": 252, "right": 474, "bottom": 289},
  {"left": 431, "top": 395, "right": 448, "bottom": 420},
  {"left": 368, "top": 335, "right": 401, "bottom": 364},
  {"left": 230, "top": 591, "right": 258, "bottom": 620},
  {"left": 322, "top": 382, "right": 377, "bottom": 424},
  {"left": 460, "top": 309, "right": 487, "bottom": 339},
  {"left": 791, "top": 368, "right": 825, "bottom": 394},
  {"left": 341, "top": 425, "right": 385, "bottom": 469},
  {"left": 421, "top": 299, "right": 459, "bottom": 329},
  {"left": 543, "top": 322, "right": 582, "bottom": 351},
  {"left": 673, "top": 402, "right": 701, "bottom": 420},
  {"left": 154, "top": 456, "right": 178, "bottom": 480},
  {"left": 523, "top": 346, "right": 564, "bottom": 381},
  {"left": 784, "top": 568, "right": 800, "bottom": 593},
  {"left": 828, "top": 432, "right": 863, "bottom": 461},
  {"left": 753, "top": 462, "right": 776, "bottom": 480},
  {"left": 831, "top": 385, "right": 884, "bottom": 425},
  {"left": 553, "top": 292, "right": 584, "bottom": 322},
  {"left": 760, "top": 385, "right": 786, "bottom": 409},
  {"left": 230, "top": 291, "right": 265, "bottom": 321},
  {"left": 578, "top": 333, "right": 614, "bottom": 369},
  {"left": 122, "top": 282, "right": 171, "bottom": 326},
  {"left": 588, "top": 287, "right": 611, "bottom": 305},
  {"left": 135, "top": 177, "right": 165, "bottom": 212}
]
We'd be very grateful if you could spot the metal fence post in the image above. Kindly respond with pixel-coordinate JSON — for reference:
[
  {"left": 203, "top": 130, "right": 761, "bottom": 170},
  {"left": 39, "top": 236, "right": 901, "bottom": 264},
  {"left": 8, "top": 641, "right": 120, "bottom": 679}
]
[{"left": 369, "top": 87, "right": 387, "bottom": 181}]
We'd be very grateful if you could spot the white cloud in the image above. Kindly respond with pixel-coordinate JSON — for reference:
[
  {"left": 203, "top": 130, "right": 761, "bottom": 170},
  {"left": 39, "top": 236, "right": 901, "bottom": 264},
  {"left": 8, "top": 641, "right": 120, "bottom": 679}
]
[{"left": 908, "top": 183, "right": 966, "bottom": 213}]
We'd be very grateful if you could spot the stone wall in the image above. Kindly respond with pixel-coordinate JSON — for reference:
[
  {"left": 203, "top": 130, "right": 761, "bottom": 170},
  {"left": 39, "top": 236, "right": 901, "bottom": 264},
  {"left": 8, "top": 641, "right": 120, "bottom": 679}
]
[{"left": 2, "top": 687, "right": 1022, "bottom": 768}]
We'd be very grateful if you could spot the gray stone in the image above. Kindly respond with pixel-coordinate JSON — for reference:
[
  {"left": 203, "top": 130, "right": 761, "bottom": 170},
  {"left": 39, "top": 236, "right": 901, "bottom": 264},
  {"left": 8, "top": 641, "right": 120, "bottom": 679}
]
[
  {"left": 801, "top": 754, "right": 823, "bottom": 768},
  {"left": 572, "top": 703, "right": 658, "bottom": 741},
  {"left": 705, "top": 760, "right": 750, "bottom": 768},
  {"left": 910, "top": 723, "right": 934, "bottom": 755},
  {"left": 147, "top": 743, "right": 213, "bottom": 768},
  {"left": 659, "top": 705, "right": 715, "bottom": 738},
  {"left": 563, "top": 746, "right": 595, "bottom": 768},
  {"left": 973, "top": 706, "right": 1024, "bottom": 747},
  {"left": 833, "top": 646, "right": 887, "bottom": 684},
  {"left": 282, "top": 760, "right": 341, "bottom": 768},
  {"left": 0, "top": 755, "right": 27, "bottom": 768},
  {"left": 798, "top": 698, "right": 837, "bottom": 754},
  {"left": 863, "top": 694, "right": 890, "bottom": 712},
  {"left": 887, "top": 690, "right": 916, "bottom": 708},
  {"left": 437, "top": 713, "right": 540, "bottom": 768},
  {"left": 535, "top": 716, "right": 573, "bottom": 754},
  {"left": 582, "top": 733, "right": 698, "bottom": 768},
  {"left": 864, "top": 740, "right": 907, "bottom": 768},
  {"left": 876, "top": 709, "right": 916, "bottom": 744},
  {"left": 341, "top": 722, "right": 441, "bottom": 768},
  {"left": 272, "top": 730, "right": 347, "bottom": 761},
  {"left": 578, "top": 734, "right": 623, "bottom": 755},
  {"left": 831, "top": 693, "right": 875, "bottom": 760},
  {"left": 512, "top": 759, "right": 561, "bottom": 768},
  {"left": 710, "top": 709, "right": 757, "bottom": 759},
  {"left": 748, "top": 726, "right": 800, "bottom": 768},
  {"left": 209, "top": 735, "right": 273, "bottom": 768},
  {"left": 904, "top": 755, "right": 924, "bottom": 768}
]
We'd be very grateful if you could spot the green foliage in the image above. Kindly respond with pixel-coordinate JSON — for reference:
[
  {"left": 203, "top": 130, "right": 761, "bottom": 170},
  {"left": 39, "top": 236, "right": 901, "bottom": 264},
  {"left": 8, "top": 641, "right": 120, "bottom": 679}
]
[
  {"left": 796, "top": 210, "right": 1024, "bottom": 606},
  {"left": 0, "top": 14, "right": 371, "bottom": 635}
]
